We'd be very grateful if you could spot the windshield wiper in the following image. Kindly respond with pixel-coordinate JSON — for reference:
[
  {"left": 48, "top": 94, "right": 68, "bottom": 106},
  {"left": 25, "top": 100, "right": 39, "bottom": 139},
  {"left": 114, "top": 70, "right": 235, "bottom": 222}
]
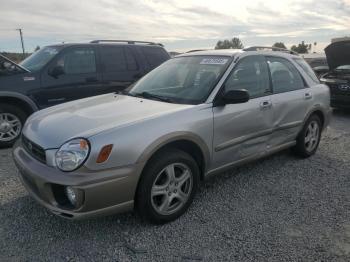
[{"left": 132, "top": 91, "right": 173, "bottom": 103}]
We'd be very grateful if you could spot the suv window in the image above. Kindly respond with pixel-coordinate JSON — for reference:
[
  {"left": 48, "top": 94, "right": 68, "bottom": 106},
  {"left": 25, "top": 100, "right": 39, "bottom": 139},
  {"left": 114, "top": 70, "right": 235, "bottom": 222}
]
[
  {"left": 100, "top": 46, "right": 127, "bottom": 72},
  {"left": 141, "top": 47, "right": 169, "bottom": 68},
  {"left": 267, "top": 56, "right": 305, "bottom": 93},
  {"left": 225, "top": 55, "right": 271, "bottom": 98},
  {"left": 125, "top": 48, "right": 138, "bottom": 71},
  {"left": 57, "top": 48, "right": 96, "bottom": 74},
  {"left": 293, "top": 58, "right": 320, "bottom": 83}
]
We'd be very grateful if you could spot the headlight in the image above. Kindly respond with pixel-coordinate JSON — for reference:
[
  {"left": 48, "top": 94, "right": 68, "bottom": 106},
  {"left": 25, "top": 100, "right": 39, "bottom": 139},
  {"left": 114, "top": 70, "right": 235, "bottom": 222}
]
[{"left": 55, "top": 138, "right": 90, "bottom": 172}]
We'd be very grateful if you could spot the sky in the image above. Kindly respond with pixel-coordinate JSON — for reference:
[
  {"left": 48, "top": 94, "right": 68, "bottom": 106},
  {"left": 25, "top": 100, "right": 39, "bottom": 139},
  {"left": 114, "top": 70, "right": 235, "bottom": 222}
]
[{"left": 0, "top": 0, "right": 349, "bottom": 53}]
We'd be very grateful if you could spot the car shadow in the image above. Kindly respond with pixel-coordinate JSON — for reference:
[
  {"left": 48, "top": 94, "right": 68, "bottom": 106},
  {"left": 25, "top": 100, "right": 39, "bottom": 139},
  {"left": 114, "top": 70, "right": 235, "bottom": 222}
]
[{"left": 332, "top": 108, "right": 350, "bottom": 116}]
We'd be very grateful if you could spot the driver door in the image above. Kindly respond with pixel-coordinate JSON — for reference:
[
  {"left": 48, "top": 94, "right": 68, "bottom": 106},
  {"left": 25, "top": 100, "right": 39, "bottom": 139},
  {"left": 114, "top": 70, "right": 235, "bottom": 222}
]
[
  {"left": 212, "top": 55, "right": 274, "bottom": 169},
  {"left": 35, "top": 46, "right": 102, "bottom": 108}
]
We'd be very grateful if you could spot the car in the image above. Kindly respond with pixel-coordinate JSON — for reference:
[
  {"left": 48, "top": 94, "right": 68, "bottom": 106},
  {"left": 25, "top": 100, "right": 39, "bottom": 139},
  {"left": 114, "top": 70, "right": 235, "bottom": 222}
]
[
  {"left": 321, "top": 40, "right": 350, "bottom": 109},
  {"left": 302, "top": 54, "right": 329, "bottom": 78},
  {"left": 13, "top": 47, "right": 331, "bottom": 224},
  {"left": 0, "top": 40, "right": 170, "bottom": 147}
]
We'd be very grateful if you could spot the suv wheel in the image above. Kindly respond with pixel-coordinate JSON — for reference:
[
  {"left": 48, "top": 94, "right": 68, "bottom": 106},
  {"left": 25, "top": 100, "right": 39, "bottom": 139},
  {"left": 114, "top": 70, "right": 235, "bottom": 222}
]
[
  {"left": 292, "top": 114, "right": 322, "bottom": 158},
  {"left": 136, "top": 149, "right": 199, "bottom": 224},
  {"left": 0, "top": 104, "right": 27, "bottom": 148}
]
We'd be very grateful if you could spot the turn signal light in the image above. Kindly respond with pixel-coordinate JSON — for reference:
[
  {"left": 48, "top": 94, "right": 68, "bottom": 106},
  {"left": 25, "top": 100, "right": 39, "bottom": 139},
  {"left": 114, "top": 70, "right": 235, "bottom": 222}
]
[{"left": 96, "top": 144, "right": 113, "bottom": 163}]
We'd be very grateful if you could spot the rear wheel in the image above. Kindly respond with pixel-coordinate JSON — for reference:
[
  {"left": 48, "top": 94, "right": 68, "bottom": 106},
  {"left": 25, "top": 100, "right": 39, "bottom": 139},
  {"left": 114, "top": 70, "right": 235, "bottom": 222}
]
[
  {"left": 0, "top": 104, "right": 27, "bottom": 148},
  {"left": 292, "top": 114, "right": 322, "bottom": 158},
  {"left": 136, "top": 149, "right": 200, "bottom": 224}
]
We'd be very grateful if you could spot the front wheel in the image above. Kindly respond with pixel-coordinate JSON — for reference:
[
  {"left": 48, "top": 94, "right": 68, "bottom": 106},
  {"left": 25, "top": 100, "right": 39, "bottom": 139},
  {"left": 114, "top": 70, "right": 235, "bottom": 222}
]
[
  {"left": 136, "top": 149, "right": 200, "bottom": 224},
  {"left": 292, "top": 114, "right": 322, "bottom": 158},
  {"left": 0, "top": 104, "right": 27, "bottom": 148}
]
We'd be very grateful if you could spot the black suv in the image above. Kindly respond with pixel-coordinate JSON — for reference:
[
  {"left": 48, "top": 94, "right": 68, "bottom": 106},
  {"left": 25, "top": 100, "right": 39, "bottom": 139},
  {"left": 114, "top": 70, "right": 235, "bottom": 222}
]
[
  {"left": 0, "top": 40, "right": 170, "bottom": 147},
  {"left": 321, "top": 40, "right": 350, "bottom": 109}
]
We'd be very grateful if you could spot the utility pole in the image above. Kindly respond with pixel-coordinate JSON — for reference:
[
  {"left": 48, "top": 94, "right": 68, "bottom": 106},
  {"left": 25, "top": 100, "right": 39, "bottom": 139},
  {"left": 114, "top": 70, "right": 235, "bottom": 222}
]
[{"left": 16, "top": 28, "right": 25, "bottom": 58}]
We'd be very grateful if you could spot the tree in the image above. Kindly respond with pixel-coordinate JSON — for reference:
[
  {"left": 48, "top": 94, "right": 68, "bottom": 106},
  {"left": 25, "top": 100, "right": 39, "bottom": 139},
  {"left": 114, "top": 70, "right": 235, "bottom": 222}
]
[
  {"left": 34, "top": 46, "right": 40, "bottom": 52},
  {"left": 290, "top": 41, "right": 310, "bottom": 54},
  {"left": 215, "top": 37, "right": 244, "bottom": 49},
  {"left": 272, "top": 42, "right": 287, "bottom": 49}
]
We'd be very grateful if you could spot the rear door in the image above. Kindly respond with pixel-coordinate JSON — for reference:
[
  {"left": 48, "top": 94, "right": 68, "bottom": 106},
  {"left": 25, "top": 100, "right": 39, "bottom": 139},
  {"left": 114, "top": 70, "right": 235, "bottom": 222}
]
[
  {"left": 212, "top": 55, "right": 274, "bottom": 169},
  {"left": 38, "top": 46, "right": 101, "bottom": 107},
  {"left": 96, "top": 46, "right": 142, "bottom": 95},
  {"left": 267, "top": 56, "right": 313, "bottom": 147}
]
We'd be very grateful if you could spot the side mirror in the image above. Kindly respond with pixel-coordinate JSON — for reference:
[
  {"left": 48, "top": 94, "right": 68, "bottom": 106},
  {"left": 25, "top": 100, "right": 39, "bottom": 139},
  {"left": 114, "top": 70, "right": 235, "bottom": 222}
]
[
  {"left": 215, "top": 89, "right": 250, "bottom": 106},
  {"left": 49, "top": 65, "right": 64, "bottom": 78}
]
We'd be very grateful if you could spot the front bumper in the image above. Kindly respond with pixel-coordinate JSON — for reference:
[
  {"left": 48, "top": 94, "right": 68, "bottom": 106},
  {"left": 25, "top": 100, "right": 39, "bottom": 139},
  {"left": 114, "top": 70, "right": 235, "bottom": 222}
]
[
  {"left": 13, "top": 141, "right": 144, "bottom": 219},
  {"left": 331, "top": 94, "right": 350, "bottom": 108},
  {"left": 326, "top": 82, "right": 350, "bottom": 108}
]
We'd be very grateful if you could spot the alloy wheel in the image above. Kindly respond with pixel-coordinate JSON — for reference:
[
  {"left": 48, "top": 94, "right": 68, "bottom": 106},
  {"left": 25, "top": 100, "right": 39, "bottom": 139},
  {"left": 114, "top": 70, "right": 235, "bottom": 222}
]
[
  {"left": 0, "top": 113, "right": 22, "bottom": 142},
  {"left": 304, "top": 120, "right": 320, "bottom": 152},
  {"left": 151, "top": 163, "right": 193, "bottom": 216}
]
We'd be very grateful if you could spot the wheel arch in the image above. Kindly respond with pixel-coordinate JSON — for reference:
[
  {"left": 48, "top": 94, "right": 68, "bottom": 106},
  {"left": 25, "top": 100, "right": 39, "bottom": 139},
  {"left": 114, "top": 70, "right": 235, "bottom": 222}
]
[
  {"left": 0, "top": 92, "right": 38, "bottom": 114},
  {"left": 304, "top": 106, "right": 327, "bottom": 130},
  {"left": 137, "top": 132, "right": 211, "bottom": 181}
]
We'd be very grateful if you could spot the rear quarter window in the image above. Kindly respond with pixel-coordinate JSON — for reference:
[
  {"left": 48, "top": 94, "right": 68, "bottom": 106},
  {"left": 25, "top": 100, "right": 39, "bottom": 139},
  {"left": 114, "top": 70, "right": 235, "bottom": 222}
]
[
  {"left": 141, "top": 47, "right": 170, "bottom": 69},
  {"left": 293, "top": 58, "right": 320, "bottom": 83}
]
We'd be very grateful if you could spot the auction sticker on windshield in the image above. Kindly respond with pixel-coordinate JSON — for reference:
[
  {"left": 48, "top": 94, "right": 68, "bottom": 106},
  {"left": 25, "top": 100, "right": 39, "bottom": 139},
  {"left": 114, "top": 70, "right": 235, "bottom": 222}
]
[{"left": 200, "top": 58, "right": 228, "bottom": 65}]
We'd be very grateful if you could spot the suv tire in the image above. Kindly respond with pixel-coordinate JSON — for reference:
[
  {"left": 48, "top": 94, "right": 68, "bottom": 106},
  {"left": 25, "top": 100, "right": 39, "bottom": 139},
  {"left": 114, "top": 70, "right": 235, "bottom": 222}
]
[
  {"left": 292, "top": 114, "right": 322, "bottom": 158},
  {"left": 0, "top": 104, "right": 27, "bottom": 148},
  {"left": 136, "top": 149, "right": 200, "bottom": 224}
]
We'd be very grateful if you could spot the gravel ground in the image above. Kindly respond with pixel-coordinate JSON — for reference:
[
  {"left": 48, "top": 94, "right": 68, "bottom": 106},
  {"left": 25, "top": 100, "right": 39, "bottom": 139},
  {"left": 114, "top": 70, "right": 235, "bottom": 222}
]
[{"left": 1, "top": 111, "right": 350, "bottom": 262}]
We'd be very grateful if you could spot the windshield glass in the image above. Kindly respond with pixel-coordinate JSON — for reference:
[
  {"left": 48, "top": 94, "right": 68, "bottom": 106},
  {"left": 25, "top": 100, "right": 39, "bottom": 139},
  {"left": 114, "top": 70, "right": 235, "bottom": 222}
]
[
  {"left": 129, "top": 56, "right": 231, "bottom": 104},
  {"left": 335, "top": 65, "right": 350, "bottom": 71},
  {"left": 20, "top": 46, "right": 60, "bottom": 72}
]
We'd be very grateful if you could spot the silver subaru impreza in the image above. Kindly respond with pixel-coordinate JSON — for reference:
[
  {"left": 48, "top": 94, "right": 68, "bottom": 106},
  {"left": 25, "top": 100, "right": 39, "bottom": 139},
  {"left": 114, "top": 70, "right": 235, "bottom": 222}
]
[{"left": 13, "top": 48, "right": 331, "bottom": 223}]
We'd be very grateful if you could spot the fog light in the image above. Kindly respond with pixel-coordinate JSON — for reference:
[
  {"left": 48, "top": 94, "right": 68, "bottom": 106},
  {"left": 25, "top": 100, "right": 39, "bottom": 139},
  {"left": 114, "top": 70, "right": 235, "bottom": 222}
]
[{"left": 65, "top": 186, "right": 78, "bottom": 206}]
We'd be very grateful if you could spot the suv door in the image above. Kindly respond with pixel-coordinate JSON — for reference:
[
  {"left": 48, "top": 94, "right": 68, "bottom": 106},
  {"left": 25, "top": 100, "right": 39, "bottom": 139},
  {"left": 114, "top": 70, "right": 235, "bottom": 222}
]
[
  {"left": 97, "top": 46, "right": 142, "bottom": 95},
  {"left": 267, "top": 56, "right": 313, "bottom": 147},
  {"left": 212, "top": 55, "right": 274, "bottom": 169},
  {"left": 38, "top": 46, "right": 101, "bottom": 108}
]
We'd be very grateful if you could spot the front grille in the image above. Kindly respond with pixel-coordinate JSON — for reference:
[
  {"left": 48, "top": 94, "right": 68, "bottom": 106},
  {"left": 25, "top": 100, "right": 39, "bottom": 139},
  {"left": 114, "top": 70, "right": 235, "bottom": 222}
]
[
  {"left": 22, "top": 135, "right": 46, "bottom": 163},
  {"left": 328, "top": 83, "right": 350, "bottom": 96}
]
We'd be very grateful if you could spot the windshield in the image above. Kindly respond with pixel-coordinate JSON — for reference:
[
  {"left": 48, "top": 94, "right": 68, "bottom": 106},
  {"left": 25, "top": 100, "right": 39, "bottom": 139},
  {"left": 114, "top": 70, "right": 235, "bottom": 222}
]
[
  {"left": 335, "top": 65, "right": 350, "bottom": 71},
  {"left": 20, "top": 46, "right": 60, "bottom": 72},
  {"left": 129, "top": 56, "right": 231, "bottom": 104}
]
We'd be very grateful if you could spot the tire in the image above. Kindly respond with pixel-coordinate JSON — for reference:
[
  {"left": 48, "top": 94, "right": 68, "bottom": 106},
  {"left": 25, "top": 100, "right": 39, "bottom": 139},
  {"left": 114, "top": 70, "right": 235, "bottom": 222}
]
[
  {"left": 136, "top": 148, "right": 200, "bottom": 224},
  {"left": 0, "top": 104, "right": 27, "bottom": 148},
  {"left": 292, "top": 114, "right": 322, "bottom": 158}
]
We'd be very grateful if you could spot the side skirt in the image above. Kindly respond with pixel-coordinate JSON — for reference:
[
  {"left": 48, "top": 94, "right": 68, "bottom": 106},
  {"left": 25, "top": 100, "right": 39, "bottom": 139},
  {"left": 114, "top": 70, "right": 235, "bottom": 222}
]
[{"left": 205, "top": 141, "right": 296, "bottom": 179}]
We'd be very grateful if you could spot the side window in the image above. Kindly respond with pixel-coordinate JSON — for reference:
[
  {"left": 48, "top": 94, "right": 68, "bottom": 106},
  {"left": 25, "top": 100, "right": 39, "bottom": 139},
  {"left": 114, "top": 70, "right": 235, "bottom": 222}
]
[
  {"left": 225, "top": 55, "right": 271, "bottom": 98},
  {"left": 293, "top": 58, "right": 319, "bottom": 83},
  {"left": 57, "top": 48, "right": 96, "bottom": 74},
  {"left": 125, "top": 48, "right": 139, "bottom": 71},
  {"left": 100, "top": 46, "right": 127, "bottom": 72},
  {"left": 141, "top": 47, "right": 169, "bottom": 68},
  {"left": 267, "top": 56, "right": 305, "bottom": 93}
]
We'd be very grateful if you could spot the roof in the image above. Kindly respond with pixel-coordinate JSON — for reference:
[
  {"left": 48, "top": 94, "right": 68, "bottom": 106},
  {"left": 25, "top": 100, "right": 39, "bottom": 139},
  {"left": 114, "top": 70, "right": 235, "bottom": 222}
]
[
  {"left": 177, "top": 48, "right": 299, "bottom": 58},
  {"left": 45, "top": 41, "right": 164, "bottom": 49},
  {"left": 178, "top": 49, "right": 243, "bottom": 57}
]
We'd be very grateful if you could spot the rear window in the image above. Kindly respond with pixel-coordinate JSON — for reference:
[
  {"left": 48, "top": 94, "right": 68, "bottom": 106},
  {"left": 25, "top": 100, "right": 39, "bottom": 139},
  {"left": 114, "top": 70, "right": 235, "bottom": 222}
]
[
  {"left": 293, "top": 58, "right": 320, "bottom": 83},
  {"left": 100, "top": 46, "right": 127, "bottom": 72},
  {"left": 141, "top": 47, "right": 170, "bottom": 69}
]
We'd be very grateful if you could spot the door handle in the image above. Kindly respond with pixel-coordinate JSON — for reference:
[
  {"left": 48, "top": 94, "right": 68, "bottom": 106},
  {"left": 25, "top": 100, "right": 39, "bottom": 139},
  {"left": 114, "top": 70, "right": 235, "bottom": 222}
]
[
  {"left": 260, "top": 100, "right": 272, "bottom": 110},
  {"left": 304, "top": 92, "right": 312, "bottom": 100},
  {"left": 86, "top": 77, "right": 98, "bottom": 83}
]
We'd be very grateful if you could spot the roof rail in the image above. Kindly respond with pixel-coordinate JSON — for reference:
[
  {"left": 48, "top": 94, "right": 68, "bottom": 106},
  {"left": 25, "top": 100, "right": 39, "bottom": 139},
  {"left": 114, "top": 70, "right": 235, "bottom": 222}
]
[
  {"left": 186, "top": 49, "right": 210, "bottom": 53},
  {"left": 90, "top": 40, "right": 163, "bottom": 46},
  {"left": 243, "top": 46, "right": 298, "bottom": 55}
]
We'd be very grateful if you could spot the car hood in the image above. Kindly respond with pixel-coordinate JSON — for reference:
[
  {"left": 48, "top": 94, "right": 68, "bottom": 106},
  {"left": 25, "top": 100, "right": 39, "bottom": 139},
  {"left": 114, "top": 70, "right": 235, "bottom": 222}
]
[
  {"left": 0, "top": 54, "right": 29, "bottom": 77},
  {"left": 23, "top": 94, "right": 193, "bottom": 149},
  {"left": 325, "top": 41, "right": 350, "bottom": 70}
]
